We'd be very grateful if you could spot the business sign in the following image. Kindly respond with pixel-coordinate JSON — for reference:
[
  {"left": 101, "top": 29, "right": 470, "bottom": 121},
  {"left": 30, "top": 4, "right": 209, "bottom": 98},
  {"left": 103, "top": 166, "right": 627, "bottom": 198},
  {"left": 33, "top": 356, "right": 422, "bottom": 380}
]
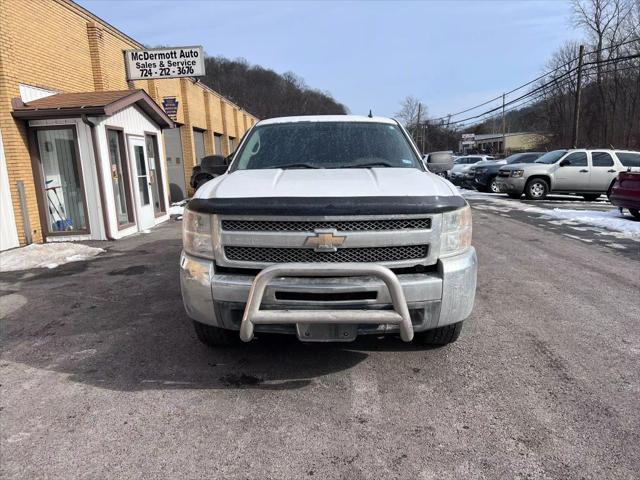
[
  {"left": 124, "top": 46, "right": 205, "bottom": 81},
  {"left": 162, "top": 97, "right": 179, "bottom": 120},
  {"left": 461, "top": 133, "right": 475, "bottom": 142}
]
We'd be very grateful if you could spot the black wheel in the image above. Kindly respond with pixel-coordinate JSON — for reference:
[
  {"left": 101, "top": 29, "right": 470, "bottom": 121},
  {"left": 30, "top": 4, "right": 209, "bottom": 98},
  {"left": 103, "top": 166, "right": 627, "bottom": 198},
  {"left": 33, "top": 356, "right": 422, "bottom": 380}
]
[
  {"left": 630, "top": 209, "right": 640, "bottom": 220},
  {"left": 582, "top": 194, "right": 600, "bottom": 201},
  {"left": 488, "top": 177, "right": 501, "bottom": 194},
  {"left": 524, "top": 178, "right": 549, "bottom": 200},
  {"left": 414, "top": 321, "right": 463, "bottom": 347},
  {"left": 193, "top": 321, "right": 238, "bottom": 347},
  {"left": 507, "top": 193, "right": 521, "bottom": 199}
]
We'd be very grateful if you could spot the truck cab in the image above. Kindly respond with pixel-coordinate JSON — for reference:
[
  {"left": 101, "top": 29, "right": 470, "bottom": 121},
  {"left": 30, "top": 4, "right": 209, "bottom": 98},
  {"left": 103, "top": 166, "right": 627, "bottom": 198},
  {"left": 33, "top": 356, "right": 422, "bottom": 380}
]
[{"left": 180, "top": 115, "right": 477, "bottom": 346}]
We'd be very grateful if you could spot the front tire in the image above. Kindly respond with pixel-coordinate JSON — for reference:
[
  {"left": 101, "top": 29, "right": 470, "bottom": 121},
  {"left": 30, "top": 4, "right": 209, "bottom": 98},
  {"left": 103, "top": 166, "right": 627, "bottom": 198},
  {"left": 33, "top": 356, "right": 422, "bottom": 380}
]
[
  {"left": 630, "top": 209, "right": 640, "bottom": 220},
  {"left": 582, "top": 194, "right": 600, "bottom": 201},
  {"left": 193, "top": 321, "right": 238, "bottom": 347},
  {"left": 525, "top": 178, "right": 549, "bottom": 200},
  {"left": 488, "top": 177, "right": 500, "bottom": 194},
  {"left": 414, "top": 321, "right": 463, "bottom": 347}
]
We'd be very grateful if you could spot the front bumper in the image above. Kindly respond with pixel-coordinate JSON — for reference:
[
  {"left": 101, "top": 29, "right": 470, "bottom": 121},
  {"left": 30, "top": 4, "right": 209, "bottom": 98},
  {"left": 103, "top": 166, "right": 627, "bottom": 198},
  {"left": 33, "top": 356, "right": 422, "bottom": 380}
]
[
  {"left": 449, "top": 172, "right": 466, "bottom": 186},
  {"left": 180, "top": 248, "right": 477, "bottom": 340},
  {"left": 495, "top": 176, "right": 525, "bottom": 194},
  {"left": 472, "top": 173, "right": 492, "bottom": 188}
]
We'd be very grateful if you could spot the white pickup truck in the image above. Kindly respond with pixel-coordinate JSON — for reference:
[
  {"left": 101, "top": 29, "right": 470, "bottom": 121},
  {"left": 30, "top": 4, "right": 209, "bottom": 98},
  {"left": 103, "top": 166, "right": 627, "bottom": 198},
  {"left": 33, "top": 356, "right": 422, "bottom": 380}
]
[{"left": 180, "top": 115, "right": 477, "bottom": 346}]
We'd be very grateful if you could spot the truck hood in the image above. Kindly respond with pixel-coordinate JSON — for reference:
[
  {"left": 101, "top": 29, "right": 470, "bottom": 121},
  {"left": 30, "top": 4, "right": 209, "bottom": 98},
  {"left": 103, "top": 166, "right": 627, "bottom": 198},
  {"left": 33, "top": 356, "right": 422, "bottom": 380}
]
[{"left": 194, "top": 168, "right": 459, "bottom": 199}]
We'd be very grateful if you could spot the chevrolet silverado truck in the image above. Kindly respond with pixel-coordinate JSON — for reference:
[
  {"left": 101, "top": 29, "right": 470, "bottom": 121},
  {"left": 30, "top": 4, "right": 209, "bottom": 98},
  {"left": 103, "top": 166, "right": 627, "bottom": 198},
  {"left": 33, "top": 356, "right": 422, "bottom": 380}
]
[{"left": 180, "top": 115, "right": 477, "bottom": 347}]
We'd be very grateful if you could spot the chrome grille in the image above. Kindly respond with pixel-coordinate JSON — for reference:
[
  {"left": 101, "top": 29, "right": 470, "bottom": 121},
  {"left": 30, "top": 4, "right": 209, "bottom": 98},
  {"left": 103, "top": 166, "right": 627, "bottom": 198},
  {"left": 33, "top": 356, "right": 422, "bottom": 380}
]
[
  {"left": 224, "top": 245, "right": 429, "bottom": 263},
  {"left": 498, "top": 171, "right": 509, "bottom": 177},
  {"left": 221, "top": 218, "right": 431, "bottom": 232}
]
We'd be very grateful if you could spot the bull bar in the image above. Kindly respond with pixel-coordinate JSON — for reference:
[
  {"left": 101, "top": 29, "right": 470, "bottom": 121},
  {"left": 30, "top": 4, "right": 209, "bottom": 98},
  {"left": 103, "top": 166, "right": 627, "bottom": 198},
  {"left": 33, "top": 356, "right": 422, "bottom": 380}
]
[{"left": 239, "top": 263, "right": 414, "bottom": 342}]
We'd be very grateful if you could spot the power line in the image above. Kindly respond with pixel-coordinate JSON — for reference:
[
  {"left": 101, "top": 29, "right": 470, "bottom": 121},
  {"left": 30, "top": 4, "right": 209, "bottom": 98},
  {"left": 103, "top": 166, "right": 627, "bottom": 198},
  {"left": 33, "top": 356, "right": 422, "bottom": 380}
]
[
  {"left": 442, "top": 53, "right": 638, "bottom": 128},
  {"left": 429, "top": 39, "right": 639, "bottom": 123}
]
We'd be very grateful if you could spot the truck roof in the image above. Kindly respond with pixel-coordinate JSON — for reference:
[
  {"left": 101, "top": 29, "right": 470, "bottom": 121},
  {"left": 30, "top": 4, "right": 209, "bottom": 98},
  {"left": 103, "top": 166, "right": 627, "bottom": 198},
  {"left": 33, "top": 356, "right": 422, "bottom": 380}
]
[{"left": 257, "top": 115, "right": 398, "bottom": 126}]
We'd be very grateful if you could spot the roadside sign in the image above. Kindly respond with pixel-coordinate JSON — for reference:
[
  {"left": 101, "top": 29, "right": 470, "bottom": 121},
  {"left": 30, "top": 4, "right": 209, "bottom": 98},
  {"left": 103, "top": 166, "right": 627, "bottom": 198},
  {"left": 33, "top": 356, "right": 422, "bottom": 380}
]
[
  {"left": 461, "top": 133, "right": 475, "bottom": 142},
  {"left": 162, "top": 97, "right": 179, "bottom": 120},
  {"left": 124, "top": 46, "right": 205, "bottom": 81}
]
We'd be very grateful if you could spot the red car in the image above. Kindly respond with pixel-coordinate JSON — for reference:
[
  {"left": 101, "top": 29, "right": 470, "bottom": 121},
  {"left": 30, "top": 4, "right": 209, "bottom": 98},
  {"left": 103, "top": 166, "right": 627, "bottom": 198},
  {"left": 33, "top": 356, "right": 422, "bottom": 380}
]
[{"left": 609, "top": 171, "right": 640, "bottom": 220}]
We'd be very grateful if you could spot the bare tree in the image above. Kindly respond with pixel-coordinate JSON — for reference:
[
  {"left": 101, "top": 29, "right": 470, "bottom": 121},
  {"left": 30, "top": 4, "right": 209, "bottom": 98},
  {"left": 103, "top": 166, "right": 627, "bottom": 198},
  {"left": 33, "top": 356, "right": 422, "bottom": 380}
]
[
  {"left": 395, "top": 96, "right": 423, "bottom": 127},
  {"left": 572, "top": 0, "right": 634, "bottom": 143}
]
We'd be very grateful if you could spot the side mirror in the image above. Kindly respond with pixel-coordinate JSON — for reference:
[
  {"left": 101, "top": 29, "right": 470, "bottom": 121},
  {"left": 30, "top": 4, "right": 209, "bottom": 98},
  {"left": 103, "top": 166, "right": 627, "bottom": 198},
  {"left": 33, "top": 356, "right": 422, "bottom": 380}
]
[
  {"left": 201, "top": 154, "right": 229, "bottom": 176},
  {"left": 424, "top": 151, "right": 454, "bottom": 174},
  {"left": 559, "top": 158, "right": 570, "bottom": 167}
]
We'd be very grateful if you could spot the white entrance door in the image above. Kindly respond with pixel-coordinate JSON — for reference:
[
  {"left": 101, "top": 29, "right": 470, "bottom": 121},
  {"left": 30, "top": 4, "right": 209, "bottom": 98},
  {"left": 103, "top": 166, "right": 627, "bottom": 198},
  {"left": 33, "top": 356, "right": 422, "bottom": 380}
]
[{"left": 129, "top": 137, "right": 155, "bottom": 231}]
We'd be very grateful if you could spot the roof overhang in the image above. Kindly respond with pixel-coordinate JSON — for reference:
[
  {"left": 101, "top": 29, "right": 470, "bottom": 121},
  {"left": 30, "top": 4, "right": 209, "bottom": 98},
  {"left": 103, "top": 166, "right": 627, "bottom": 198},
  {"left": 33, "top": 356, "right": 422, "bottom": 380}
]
[{"left": 12, "top": 89, "right": 174, "bottom": 128}]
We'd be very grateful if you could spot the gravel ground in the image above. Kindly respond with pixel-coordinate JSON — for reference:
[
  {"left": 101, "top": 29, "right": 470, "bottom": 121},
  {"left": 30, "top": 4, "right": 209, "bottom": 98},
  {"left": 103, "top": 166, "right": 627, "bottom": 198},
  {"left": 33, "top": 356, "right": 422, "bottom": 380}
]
[{"left": 1, "top": 205, "right": 639, "bottom": 479}]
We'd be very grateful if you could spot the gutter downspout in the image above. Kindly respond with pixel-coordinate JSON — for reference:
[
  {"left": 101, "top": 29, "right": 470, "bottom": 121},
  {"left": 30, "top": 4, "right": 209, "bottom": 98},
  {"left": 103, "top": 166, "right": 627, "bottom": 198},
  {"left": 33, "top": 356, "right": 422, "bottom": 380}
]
[{"left": 82, "top": 114, "right": 114, "bottom": 240}]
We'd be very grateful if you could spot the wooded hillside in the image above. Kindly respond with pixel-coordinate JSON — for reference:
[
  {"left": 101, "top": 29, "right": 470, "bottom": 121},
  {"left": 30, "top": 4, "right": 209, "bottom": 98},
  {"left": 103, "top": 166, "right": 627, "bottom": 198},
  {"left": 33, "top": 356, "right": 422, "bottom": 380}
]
[{"left": 201, "top": 56, "right": 348, "bottom": 119}]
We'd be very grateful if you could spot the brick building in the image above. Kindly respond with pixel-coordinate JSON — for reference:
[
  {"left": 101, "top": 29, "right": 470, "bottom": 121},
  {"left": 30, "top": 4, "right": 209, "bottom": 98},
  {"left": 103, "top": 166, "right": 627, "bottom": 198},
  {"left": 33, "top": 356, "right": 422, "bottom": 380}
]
[{"left": 0, "top": 0, "right": 257, "bottom": 250}]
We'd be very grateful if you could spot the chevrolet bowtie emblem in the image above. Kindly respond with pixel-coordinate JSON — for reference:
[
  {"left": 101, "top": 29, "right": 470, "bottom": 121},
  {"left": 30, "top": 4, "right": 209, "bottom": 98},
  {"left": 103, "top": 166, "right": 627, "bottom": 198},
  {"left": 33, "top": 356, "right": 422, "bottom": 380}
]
[{"left": 304, "top": 230, "right": 346, "bottom": 252}]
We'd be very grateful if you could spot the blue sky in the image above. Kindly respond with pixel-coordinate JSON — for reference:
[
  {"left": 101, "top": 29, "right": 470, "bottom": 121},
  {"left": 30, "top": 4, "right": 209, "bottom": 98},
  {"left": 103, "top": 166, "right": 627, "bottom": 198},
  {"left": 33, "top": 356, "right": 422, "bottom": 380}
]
[{"left": 79, "top": 0, "right": 580, "bottom": 119}]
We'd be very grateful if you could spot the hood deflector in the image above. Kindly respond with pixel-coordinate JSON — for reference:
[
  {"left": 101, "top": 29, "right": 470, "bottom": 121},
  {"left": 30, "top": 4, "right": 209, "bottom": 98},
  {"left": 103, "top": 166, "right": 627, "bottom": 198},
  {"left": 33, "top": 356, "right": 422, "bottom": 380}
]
[{"left": 188, "top": 196, "right": 467, "bottom": 216}]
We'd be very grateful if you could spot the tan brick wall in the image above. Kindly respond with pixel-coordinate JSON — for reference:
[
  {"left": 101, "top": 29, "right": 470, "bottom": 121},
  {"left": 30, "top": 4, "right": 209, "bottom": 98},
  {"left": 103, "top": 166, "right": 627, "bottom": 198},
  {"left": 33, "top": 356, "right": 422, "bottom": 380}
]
[
  {"left": 210, "top": 94, "right": 224, "bottom": 134},
  {"left": 0, "top": 0, "right": 258, "bottom": 245}
]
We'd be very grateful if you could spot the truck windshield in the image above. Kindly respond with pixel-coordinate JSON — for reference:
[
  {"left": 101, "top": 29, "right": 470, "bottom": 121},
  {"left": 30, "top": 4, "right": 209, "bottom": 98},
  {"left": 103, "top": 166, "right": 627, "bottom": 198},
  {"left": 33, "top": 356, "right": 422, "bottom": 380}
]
[
  {"left": 231, "top": 121, "right": 421, "bottom": 170},
  {"left": 535, "top": 150, "right": 567, "bottom": 164}
]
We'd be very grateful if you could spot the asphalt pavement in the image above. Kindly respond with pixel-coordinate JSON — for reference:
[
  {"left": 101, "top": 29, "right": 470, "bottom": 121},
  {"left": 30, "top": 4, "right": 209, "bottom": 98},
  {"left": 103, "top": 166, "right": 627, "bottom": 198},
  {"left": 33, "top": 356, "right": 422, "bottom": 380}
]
[{"left": 1, "top": 199, "right": 639, "bottom": 479}]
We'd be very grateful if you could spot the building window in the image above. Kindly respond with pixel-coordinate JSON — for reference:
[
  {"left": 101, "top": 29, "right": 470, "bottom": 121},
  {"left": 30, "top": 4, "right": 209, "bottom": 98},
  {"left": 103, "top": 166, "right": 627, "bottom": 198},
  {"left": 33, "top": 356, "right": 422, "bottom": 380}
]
[
  {"left": 107, "top": 128, "right": 134, "bottom": 228},
  {"left": 193, "top": 128, "right": 206, "bottom": 164},
  {"left": 145, "top": 133, "right": 166, "bottom": 216},
  {"left": 229, "top": 136, "right": 236, "bottom": 153},
  {"left": 35, "top": 127, "right": 88, "bottom": 234},
  {"left": 214, "top": 133, "right": 223, "bottom": 155}
]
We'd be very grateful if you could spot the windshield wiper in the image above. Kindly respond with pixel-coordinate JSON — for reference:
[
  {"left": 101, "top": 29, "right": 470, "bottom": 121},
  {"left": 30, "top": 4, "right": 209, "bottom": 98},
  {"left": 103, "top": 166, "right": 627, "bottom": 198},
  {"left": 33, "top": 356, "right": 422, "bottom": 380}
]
[
  {"left": 339, "top": 161, "right": 398, "bottom": 168},
  {"left": 267, "top": 163, "right": 322, "bottom": 169}
]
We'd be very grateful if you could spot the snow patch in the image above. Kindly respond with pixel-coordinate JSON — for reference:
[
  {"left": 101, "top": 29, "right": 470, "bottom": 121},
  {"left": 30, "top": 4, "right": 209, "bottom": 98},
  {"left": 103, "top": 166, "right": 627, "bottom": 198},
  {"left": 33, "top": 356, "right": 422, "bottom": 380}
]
[
  {"left": 0, "top": 242, "right": 104, "bottom": 272},
  {"left": 169, "top": 199, "right": 189, "bottom": 219},
  {"left": 527, "top": 208, "right": 640, "bottom": 238},
  {"left": 457, "top": 187, "right": 498, "bottom": 197}
]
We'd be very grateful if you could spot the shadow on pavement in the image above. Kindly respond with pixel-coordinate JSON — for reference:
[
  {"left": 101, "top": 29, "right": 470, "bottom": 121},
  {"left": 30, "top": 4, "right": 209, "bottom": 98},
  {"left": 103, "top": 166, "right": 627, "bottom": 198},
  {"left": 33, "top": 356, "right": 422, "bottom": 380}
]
[{"left": 0, "top": 230, "right": 433, "bottom": 392}]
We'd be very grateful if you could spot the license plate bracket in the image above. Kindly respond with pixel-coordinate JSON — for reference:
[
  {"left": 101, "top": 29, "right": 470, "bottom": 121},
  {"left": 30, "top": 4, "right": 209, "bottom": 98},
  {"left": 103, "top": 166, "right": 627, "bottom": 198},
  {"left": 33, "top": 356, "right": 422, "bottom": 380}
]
[{"left": 296, "top": 323, "right": 358, "bottom": 342}]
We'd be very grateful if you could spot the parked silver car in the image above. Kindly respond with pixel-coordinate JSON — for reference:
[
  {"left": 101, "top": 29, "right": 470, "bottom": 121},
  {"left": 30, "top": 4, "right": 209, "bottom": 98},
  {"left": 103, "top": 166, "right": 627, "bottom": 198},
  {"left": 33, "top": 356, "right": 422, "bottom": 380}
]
[
  {"left": 495, "top": 149, "right": 640, "bottom": 200},
  {"left": 449, "top": 155, "right": 494, "bottom": 185}
]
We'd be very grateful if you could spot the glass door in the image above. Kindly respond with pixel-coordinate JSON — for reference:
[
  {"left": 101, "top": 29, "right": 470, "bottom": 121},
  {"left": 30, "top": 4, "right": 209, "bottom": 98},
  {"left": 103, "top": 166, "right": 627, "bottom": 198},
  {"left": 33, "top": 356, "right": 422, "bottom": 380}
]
[
  {"left": 107, "top": 129, "right": 134, "bottom": 229},
  {"left": 145, "top": 134, "right": 166, "bottom": 216},
  {"left": 130, "top": 137, "right": 155, "bottom": 230}
]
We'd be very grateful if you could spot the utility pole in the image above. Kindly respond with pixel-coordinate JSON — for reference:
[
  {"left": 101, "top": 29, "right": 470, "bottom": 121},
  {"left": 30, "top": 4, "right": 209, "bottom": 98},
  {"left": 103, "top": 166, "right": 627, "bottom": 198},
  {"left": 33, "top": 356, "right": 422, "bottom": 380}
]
[
  {"left": 422, "top": 123, "right": 426, "bottom": 153},
  {"left": 501, "top": 93, "right": 506, "bottom": 155},
  {"left": 572, "top": 44, "right": 585, "bottom": 148},
  {"left": 416, "top": 102, "right": 422, "bottom": 150}
]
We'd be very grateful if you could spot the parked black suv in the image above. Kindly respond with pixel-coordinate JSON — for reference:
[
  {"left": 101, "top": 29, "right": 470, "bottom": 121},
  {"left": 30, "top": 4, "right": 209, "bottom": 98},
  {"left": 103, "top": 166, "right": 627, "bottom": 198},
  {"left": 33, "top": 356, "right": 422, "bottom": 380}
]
[
  {"left": 470, "top": 152, "right": 543, "bottom": 192},
  {"left": 190, "top": 155, "right": 231, "bottom": 190}
]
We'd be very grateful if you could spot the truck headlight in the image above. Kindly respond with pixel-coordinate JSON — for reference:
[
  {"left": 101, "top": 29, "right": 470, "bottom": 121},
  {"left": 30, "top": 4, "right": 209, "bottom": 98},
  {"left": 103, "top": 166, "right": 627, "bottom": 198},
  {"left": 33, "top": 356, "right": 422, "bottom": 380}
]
[
  {"left": 511, "top": 169, "right": 524, "bottom": 178},
  {"left": 441, "top": 205, "right": 472, "bottom": 256},
  {"left": 183, "top": 208, "right": 214, "bottom": 259}
]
